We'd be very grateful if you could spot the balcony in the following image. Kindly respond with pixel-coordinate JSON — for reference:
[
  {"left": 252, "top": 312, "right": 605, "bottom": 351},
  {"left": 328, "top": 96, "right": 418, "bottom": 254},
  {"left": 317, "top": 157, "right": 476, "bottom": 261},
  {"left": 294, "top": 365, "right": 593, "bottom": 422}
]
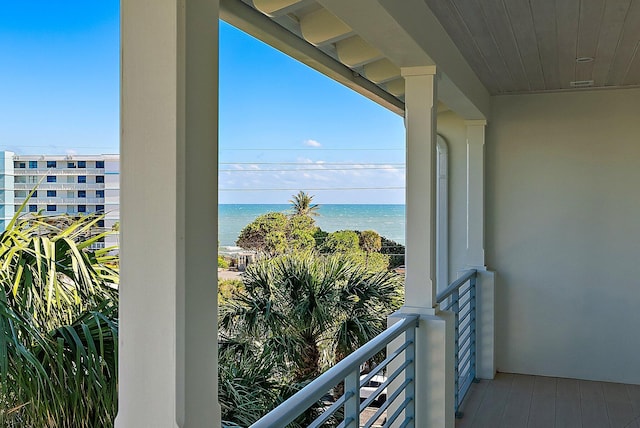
[
  {"left": 13, "top": 182, "right": 105, "bottom": 191},
  {"left": 15, "top": 197, "right": 105, "bottom": 205},
  {"left": 13, "top": 168, "right": 104, "bottom": 175},
  {"left": 115, "top": 1, "right": 640, "bottom": 426},
  {"left": 250, "top": 266, "right": 640, "bottom": 427}
]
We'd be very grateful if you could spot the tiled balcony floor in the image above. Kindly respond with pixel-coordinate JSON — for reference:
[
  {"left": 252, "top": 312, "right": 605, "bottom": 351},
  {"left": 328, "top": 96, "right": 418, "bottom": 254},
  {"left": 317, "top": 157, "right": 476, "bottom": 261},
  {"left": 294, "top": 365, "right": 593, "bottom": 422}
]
[{"left": 456, "top": 373, "right": 640, "bottom": 428}]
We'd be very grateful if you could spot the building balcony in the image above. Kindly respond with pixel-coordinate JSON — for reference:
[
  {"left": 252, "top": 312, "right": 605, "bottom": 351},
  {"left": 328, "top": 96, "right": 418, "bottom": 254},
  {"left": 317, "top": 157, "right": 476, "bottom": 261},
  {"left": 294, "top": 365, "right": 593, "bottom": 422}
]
[
  {"left": 13, "top": 168, "right": 104, "bottom": 175},
  {"left": 250, "top": 268, "right": 640, "bottom": 427},
  {"left": 13, "top": 182, "right": 105, "bottom": 191},
  {"left": 15, "top": 197, "right": 105, "bottom": 205}
]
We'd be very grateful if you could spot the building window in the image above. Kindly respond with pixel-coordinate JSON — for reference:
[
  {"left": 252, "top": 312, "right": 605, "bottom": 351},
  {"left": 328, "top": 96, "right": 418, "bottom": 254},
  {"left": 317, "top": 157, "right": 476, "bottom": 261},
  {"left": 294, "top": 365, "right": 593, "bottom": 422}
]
[
  {"left": 97, "top": 220, "right": 105, "bottom": 228},
  {"left": 78, "top": 205, "right": 86, "bottom": 213},
  {"left": 78, "top": 176, "right": 86, "bottom": 184},
  {"left": 46, "top": 176, "right": 56, "bottom": 183},
  {"left": 46, "top": 160, "right": 56, "bottom": 168},
  {"left": 78, "top": 190, "right": 86, "bottom": 198},
  {"left": 96, "top": 205, "right": 105, "bottom": 213},
  {"left": 15, "top": 162, "right": 26, "bottom": 168},
  {"left": 29, "top": 205, "right": 37, "bottom": 213},
  {"left": 67, "top": 162, "right": 76, "bottom": 168},
  {"left": 32, "top": 191, "right": 37, "bottom": 197},
  {"left": 78, "top": 161, "right": 86, "bottom": 168},
  {"left": 46, "top": 205, "right": 56, "bottom": 212},
  {"left": 96, "top": 160, "right": 104, "bottom": 168},
  {"left": 95, "top": 176, "right": 105, "bottom": 184},
  {"left": 29, "top": 160, "right": 38, "bottom": 168},
  {"left": 96, "top": 190, "right": 104, "bottom": 198},
  {"left": 47, "top": 190, "right": 56, "bottom": 197}
]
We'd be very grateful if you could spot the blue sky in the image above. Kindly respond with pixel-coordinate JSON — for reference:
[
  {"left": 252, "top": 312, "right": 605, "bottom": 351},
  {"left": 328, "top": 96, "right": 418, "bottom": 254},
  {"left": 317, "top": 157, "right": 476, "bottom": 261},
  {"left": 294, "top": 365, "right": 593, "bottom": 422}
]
[{"left": 0, "top": 2, "right": 405, "bottom": 204}]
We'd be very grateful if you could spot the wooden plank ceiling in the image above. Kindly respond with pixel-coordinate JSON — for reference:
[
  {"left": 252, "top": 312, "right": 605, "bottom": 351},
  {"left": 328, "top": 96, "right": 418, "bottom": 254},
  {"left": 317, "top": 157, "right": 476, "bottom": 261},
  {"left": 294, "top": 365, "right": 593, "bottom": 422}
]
[{"left": 423, "top": 0, "right": 640, "bottom": 94}]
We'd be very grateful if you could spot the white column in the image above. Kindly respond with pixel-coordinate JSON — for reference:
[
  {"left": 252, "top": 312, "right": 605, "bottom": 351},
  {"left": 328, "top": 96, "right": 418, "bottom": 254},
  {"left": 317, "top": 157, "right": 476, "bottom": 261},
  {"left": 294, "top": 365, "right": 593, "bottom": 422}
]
[
  {"left": 390, "top": 66, "right": 454, "bottom": 428},
  {"left": 465, "top": 120, "right": 486, "bottom": 268},
  {"left": 464, "top": 120, "right": 495, "bottom": 380},
  {"left": 117, "top": 0, "right": 220, "bottom": 427},
  {"left": 403, "top": 66, "right": 438, "bottom": 309}
]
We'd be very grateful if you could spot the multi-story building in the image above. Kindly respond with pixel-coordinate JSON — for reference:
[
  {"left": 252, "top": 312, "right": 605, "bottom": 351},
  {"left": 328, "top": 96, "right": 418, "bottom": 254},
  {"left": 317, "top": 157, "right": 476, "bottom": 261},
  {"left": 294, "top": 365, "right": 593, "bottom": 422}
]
[{"left": 0, "top": 151, "right": 119, "bottom": 249}]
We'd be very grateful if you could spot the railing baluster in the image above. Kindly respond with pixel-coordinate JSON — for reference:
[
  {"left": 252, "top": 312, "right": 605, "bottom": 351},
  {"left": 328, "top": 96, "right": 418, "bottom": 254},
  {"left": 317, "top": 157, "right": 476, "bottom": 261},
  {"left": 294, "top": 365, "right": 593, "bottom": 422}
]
[
  {"left": 405, "top": 322, "right": 416, "bottom": 428},
  {"left": 344, "top": 370, "right": 359, "bottom": 428},
  {"left": 470, "top": 274, "right": 477, "bottom": 383}
]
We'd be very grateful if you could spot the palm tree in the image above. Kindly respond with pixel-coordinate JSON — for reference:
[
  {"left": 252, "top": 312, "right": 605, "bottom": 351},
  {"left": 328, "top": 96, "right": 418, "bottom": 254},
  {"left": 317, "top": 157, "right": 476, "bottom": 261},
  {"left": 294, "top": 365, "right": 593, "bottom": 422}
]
[
  {"left": 0, "top": 207, "right": 119, "bottom": 427},
  {"left": 219, "top": 252, "right": 403, "bottom": 425},
  {"left": 289, "top": 191, "right": 320, "bottom": 217}
]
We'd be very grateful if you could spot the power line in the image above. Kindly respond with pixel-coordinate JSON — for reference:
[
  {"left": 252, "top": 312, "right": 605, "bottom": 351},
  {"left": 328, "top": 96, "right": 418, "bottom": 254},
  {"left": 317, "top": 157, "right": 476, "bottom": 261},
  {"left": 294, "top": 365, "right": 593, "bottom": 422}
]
[
  {"left": 219, "top": 187, "right": 404, "bottom": 191},
  {"left": 220, "top": 162, "right": 404, "bottom": 166},
  {"left": 220, "top": 148, "right": 404, "bottom": 151},
  {"left": 220, "top": 166, "right": 405, "bottom": 172}
]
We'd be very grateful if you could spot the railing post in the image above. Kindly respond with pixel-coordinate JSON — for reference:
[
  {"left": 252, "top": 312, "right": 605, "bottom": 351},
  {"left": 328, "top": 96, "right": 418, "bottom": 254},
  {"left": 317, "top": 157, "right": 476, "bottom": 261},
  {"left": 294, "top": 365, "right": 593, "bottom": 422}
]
[
  {"left": 344, "top": 370, "right": 359, "bottom": 428},
  {"left": 404, "top": 323, "right": 416, "bottom": 428},
  {"left": 470, "top": 275, "right": 477, "bottom": 384},
  {"left": 388, "top": 310, "right": 455, "bottom": 428},
  {"left": 453, "top": 289, "right": 460, "bottom": 414}
]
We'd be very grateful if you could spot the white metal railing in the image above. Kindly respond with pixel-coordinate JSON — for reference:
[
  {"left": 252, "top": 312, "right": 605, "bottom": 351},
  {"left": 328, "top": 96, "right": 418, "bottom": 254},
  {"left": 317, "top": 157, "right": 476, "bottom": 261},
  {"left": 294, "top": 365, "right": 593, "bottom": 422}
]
[
  {"left": 14, "top": 197, "right": 105, "bottom": 205},
  {"left": 13, "top": 183, "right": 105, "bottom": 190},
  {"left": 250, "top": 314, "right": 419, "bottom": 428},
  {"left": 13, "top": 168, "right": 104, "bottom": 175},
  {"left": 436, "top": 269, "right": 477, "bottom": 418}
]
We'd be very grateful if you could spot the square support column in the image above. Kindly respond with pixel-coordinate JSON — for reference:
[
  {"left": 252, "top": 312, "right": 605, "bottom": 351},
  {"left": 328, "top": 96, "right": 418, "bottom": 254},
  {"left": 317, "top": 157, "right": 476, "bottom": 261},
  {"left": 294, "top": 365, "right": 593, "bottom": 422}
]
[
  {"left": 402, "top": 66, "right": 438, "bottom": 309},
  {"left": 387, "top": 66, "right": 454, "bottom": 427},
  {"left": 464, "top": 120, "right": 495, "bottom": 380},
  {"left": 117, "top": 0, "right": 220, "bottom": 426},
  {"left": 465, "top": 120, "right": 487, "bottom": 268}
]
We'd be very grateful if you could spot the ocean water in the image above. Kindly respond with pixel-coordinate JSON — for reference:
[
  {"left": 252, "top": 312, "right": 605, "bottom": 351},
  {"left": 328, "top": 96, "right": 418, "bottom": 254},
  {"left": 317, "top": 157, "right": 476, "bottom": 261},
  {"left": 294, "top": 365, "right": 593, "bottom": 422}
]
[{"left": 219, "top": 204, "right": 405, "bottom": 247}]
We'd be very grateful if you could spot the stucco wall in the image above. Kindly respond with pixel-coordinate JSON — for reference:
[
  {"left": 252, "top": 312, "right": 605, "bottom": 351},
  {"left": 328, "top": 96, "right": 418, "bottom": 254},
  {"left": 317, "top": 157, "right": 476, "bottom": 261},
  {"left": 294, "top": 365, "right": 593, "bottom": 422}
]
[{"left": 486, "top": 88, "right": 640, "bottom": 384}]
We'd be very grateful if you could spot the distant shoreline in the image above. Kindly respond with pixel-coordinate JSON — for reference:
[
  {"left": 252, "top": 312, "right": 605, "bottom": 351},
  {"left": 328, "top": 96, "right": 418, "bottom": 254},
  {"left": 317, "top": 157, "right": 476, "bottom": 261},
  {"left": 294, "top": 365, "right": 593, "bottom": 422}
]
[{"left": 218, "top": 204, "right": 406, "bottom": 247}]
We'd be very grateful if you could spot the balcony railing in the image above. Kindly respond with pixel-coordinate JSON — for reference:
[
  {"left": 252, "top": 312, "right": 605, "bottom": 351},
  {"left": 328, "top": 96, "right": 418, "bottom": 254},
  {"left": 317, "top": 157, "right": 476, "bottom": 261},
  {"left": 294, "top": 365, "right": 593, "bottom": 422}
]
[
  {"left": 13, "top": 182, "right": 105, "bottom": 190},
  {"left": 436, "top": 269, "right": 477, "bottom": 418},
  {"left": 250, "top": 314, "right": 419, "bottom": 428},
  {"left": 250, "top": 270, "right": 478, "bottom": 426},
  {"left": 13, "top": 168, "right": 104, "bottom": 175},
  {"left": 15, "top": 197, "right": 105, "bottom": 205}
]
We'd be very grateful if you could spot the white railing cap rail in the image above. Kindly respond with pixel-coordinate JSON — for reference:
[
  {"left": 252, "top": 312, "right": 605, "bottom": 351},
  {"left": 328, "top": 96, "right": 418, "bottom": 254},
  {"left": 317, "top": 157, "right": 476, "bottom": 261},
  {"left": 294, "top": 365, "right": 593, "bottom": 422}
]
[{"left": 436, "top": 269, "right": 477, "bottom": 303}]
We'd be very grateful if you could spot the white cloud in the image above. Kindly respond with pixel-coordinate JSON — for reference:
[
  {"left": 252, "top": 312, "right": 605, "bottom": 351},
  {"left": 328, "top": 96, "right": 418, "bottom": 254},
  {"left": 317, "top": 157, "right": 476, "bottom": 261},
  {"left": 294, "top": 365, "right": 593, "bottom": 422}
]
[{"left": 304, "top": 139, "right": 322, "bottom": 148}]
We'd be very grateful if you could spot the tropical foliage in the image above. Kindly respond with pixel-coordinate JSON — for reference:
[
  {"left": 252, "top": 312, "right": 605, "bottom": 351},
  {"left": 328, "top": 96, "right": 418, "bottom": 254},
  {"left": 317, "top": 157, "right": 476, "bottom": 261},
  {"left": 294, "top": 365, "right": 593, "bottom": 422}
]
[
  {"left": 379, "top": 236, "right": 405, "bottom": 269},
  {"left": 0, "top": 210, "right": 118, "bottom": 427},
  {"left": 360, "top": 230, "right": 382, "bottom": 253},
  {"left": 289, "top": 191, "right": 319, "bottom": 217},
  {"left": 236, "top": 212, "right": 318, "bottom": 256},
  {"left": 320, "top": 230, "right": 360, "bottom": 254},
  {"left": 219, "top": 252, "right": 403, "bottom": 425}
]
